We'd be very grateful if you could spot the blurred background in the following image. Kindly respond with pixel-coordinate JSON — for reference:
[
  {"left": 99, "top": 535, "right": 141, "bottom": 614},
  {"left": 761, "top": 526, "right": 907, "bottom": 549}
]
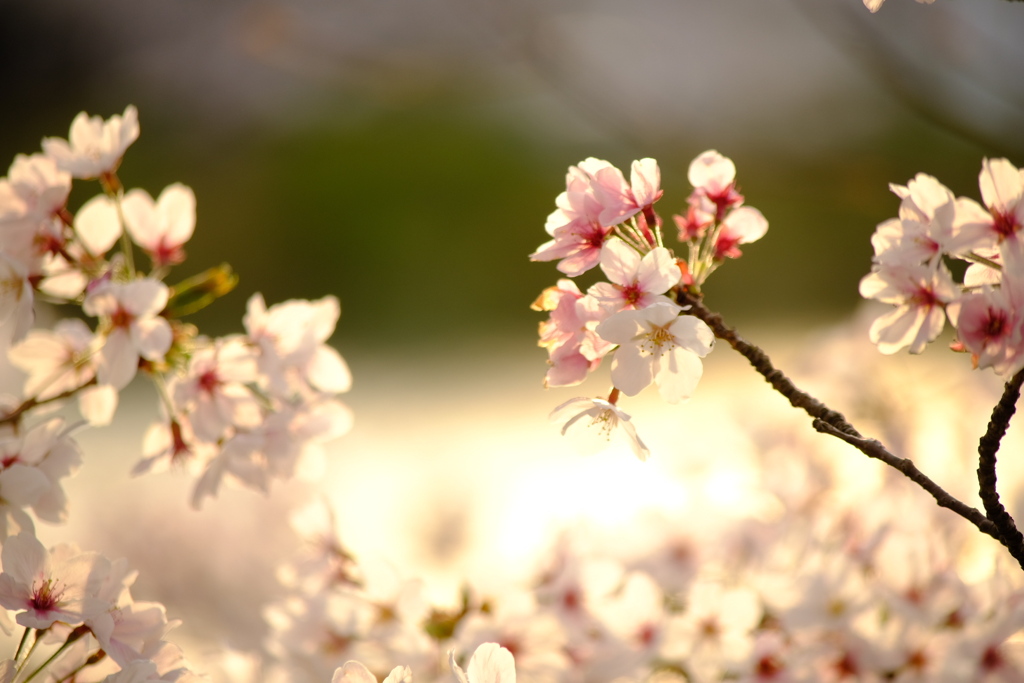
[{"left": 5, "top": 0, "right": 1024, "bottom": 670}]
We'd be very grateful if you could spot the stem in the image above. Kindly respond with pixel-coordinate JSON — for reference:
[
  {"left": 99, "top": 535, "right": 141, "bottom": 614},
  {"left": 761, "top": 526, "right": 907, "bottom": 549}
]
[
  {"left": 675, "top": 289, "right": 1009, "bottom": 550},
  {"left": 15, "top": 629, "right": 43, "bottom": 676},
  {"left": 13, "top": 627, "right": 31, "bottom": 663},
  {"left": 977, "top": 368, "right": 1024, "bottom": 567},
  {"left": 20, "top": 626, "right": 89, "bottom": 683},
  {"left": 0, "top": 378, "right": 98, "bottom": 427},
  {"left": 53, "top": 649, "right": 106, "bottom": 683}
]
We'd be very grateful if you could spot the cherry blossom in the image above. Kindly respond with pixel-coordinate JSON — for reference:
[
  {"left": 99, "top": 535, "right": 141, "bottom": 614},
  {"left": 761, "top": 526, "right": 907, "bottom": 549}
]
[
  {"left": 172, "top": 336, "right": 261, "bottom": 442},
  {"left": 83, "top": 278, "right": 172, "bottom": 389},
  {"left": 532, "top": 280, "right": 611, "bottom": 388},
  {"left": 8, "top": 318, "right": 97, "bottom": 402},
  {"left": 0, "top": 253, "right": 33, "bottom": 343},
  {"left": 949, "top": 284, "right": 1024, "bottom": 374},
  {"left": 549, "top": 396, "right": 649, "bottom": 461},
  {"left": 714, "top": 206, "right": 769, "bottom": 260},
  {"left": 859, "top": 262, "right": 958, "bottom": 354},
  {"left": 0, "top": 153, "right": 70, "bottom": 272},
  {"left": 121, "top": 184, "right": 196, "bottom": 268},
  {"left": 586, "top": 241, "right": 680, "bottom": 314},
  {"left": 688, "top": 150, "right": 743, "bottom": 217},
  {"left": 0, "top": 417, "right": 82, "bottom": 528},
  {"left": 531, "top": 164, "right": 613, "bottom": 277},
  {"left": 0, "top": 532, "right": 108, "bottom": 628},
  {"left": 333, "top": 661, "right": 411, "bottom": 683},
  {"left": 42, "top": 105, "right": 140, "bottom": 180},
  {"left": 595, "top": 303, "right": 715, "bottom": 403},
  {"left": 450, "top": 643, "right": 517, "bottom": 683},
  {"left": 244, "top": 293, "right": 351, "bottom": 398}
]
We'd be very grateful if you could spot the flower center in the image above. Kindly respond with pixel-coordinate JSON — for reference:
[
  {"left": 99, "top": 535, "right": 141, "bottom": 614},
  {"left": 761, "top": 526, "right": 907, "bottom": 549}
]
[
  {"left": 30, "top": 578, "right": 65, "bottom": 613},
  {"left": 639, "top": 324, "right": 676, "bottom": 355}
]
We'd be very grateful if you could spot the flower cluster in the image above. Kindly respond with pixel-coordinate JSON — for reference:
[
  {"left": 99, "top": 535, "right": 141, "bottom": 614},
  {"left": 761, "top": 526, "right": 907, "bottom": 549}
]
[
  {"left": 0, "top": 107, "right": 354, "bottom": 683},
  {"left": 530, "top": 152, "right": 767, "bottom": 458},
  {"left": 0, "top": 107, "right": 354, "bottom": 510},
  {"left": 240, "top": 353, "right": 1024, "bottom": 683},
  {"left": 0, "top": 532, "right": 196, "bottom": 683},
  {"left": 860, "top": 158, "right": 1024, "bottom": 374}
]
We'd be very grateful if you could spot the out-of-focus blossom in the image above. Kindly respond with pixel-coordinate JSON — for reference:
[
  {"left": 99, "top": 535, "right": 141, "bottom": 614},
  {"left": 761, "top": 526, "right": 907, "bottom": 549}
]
[
  {"left": 244, "top": 294, "right": 351, "bottom": 398},
  {"left": 549, "top": 396, "right": 649, "bottom": 461},
  {"left": 0, "top": 417, "right": 82, "bottom": 531},
  {"left": 596, "top": 303, "right": 715, "bottom": 403},
  {"left": 9, "top": 318, "right": 96, "bottom": 401},
  {"left": 122, "top": 184, "right": 196, "bottom": 268},
  {"left": 863, "top": 0, "right": 936, "bottom": 13},
  {"left": 42, "top": 105, "right": 140, "bottom": 180},
  {"left": 0, "top": 532, "right": 108, "bottom": 628},
  {"left": 0, "top": 254, "right": 33, "bottom": 343},
  {"left": 0, "top": 153, "right": 70, "bottom": 273},
  {"left": 450, "top": 643, "right": 517, "bottom": 683},
  {"left": 172, "top": 336, "right": 261, "bottom": 442},
  {"left": 83, "top": 278, "right": 172, "bottom": 389}
]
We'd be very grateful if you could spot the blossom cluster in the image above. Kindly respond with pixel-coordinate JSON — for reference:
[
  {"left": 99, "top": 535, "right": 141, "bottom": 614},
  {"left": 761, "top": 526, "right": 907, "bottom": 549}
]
[
  {"left": 239, "top": 352, "right": 1024, "bottom": 683},
  {"left": 530, "top": 152, "right": 767, "bottom": 458},
  {"left": 0, "top": 107, "right": 355, "bottom": 683},
  {"left": 860, "top": 158, "right": 1024, "bottom": 375}
]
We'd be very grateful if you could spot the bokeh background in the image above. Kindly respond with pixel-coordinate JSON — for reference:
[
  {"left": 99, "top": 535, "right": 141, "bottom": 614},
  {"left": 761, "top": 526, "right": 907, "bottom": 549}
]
[{"left": 4, "top": 0, "right": 1024, "bottom": 671}]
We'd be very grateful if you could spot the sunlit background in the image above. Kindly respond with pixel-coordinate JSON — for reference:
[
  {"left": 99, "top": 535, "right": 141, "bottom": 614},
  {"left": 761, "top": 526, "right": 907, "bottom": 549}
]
[{"left": 5, "top": 0, "right": 1024, "bottom": 674}]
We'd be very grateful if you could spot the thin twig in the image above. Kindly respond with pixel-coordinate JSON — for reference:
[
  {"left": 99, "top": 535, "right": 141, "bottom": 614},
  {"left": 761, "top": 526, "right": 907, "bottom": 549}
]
[
  {"left": 676, "top": 289, "right": 1011, "bottom": 552},
  {"left": 813, "top": 419, "right": 1001, "bottom": 543},
  {"left": 977, "top": 368, "right": 1024, "bottom": 566}
]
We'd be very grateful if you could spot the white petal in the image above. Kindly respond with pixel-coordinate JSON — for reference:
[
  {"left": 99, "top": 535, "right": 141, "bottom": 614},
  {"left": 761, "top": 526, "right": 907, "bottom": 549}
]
[
  {"left": 78, "top": 385, "right": 118, "bottom": 426},
  {"left": 74, "top": 195, "right": 121, "bottom": 255},
  {"left": 307, "top": 346, "right": 352, "bottom": 393}
]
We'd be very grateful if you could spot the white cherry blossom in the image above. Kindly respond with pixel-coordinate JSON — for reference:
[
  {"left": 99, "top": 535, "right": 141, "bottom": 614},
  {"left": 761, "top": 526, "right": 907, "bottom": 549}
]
[
  {"left": 596, "top": 303, "right": 715, "bottom": 403},
  {"left": 122, "top": 184, "right": 196, "bottom": 268},
  {"left": 83, "top": 278, "right": 172, "bottom": 389},
  {"left": 42, "top": 105, "right": 140, "bottom": 180},
  {"left": 450, "top": 643, "right": 516, "bottom": 683},
  {"left": 550, "top": 396, "right": 649, "bottom": 461}
]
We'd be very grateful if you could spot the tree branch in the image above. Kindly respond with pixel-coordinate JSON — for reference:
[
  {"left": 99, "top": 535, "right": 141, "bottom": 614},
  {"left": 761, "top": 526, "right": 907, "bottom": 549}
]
[
  {"left": 676, "top": 290, "right": 1014, "bottom": 555},
  {"left": 977, "top": 368, "right": 1024, "bottom": 566}
]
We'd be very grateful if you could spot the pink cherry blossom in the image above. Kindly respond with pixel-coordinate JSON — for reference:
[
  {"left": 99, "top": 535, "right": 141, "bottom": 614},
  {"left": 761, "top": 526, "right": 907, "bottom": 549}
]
[
  {"left": 688, "top": 150, "right": 743, "bottom": 217},
  {"left": 586, "top": 241, "right": 680, "bottom": 314},
  {"left": 595, "top": 302, "right": 715, "bottom": 403},
  {"left": 875, "top": 174, "right": 990, "bottom": 267},
  {"left": 42, "top": 105, "right": 140, "bottom": 180},
  {"left": 0, "top": 153, "right": 70, "bottom": 273},
  {"left": 714, "top": 206, "right": 769, "bottom": 260},
  {"left": 83, "top": 278, "right": 172, "bottom": 389},
  {"left": 0, "top": 417, "right": 83, "bottom": 526},
  {"left": 532, "top": 280, "right": 611, "bottom": 387},
  {"left": 977, "top": 157, "right": 1024, "bottom": 271},
  {"left": 859, "top": 262, "right": 958, "bottom": 354},
  {"left": 550, "top": 396, "right": 650, "bottom": 461},
  {"left": 172, "top": 336, "right": 261, "bottom": 442},
  {"left": 0, "top": 532, "right": 108, "bottom": 629},
  {"left": 244, "top": 293, "right": 351, "bottom": 398},
  {"left": 588, "top": 158, "right": 663, "bottom": 228},
  {"left": 121, "top": 184, "right": 196, "bottom": 268},
  {"left": 8, "top": 318, "right": 96, "bottom": 401},
  {"left": 531, "top": 165, "right": 614, "bottom": 277},
  {"left": 949, "top": 285, "right": 1024, "bottom": 375}
]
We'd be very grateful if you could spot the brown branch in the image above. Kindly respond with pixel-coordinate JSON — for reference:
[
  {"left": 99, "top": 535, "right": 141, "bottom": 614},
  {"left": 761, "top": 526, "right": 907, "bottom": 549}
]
[
  {"left": 813, "top": 420, "right": 1001, "bottom": 543},
  {"left": 0, "top": 378, "right": 98, "bottom": 426},
  {"left": 977, "top": 368, "right": 1024, "bottom": 566},
  {"left": 676, "top": 290, "right": 1009, "bottom": 550}
]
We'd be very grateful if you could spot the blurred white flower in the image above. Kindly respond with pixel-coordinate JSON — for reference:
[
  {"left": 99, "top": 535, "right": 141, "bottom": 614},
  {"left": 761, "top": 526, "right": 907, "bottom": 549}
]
[{"left": 42, "top": 105, "right": 140, "bottom": 180}]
